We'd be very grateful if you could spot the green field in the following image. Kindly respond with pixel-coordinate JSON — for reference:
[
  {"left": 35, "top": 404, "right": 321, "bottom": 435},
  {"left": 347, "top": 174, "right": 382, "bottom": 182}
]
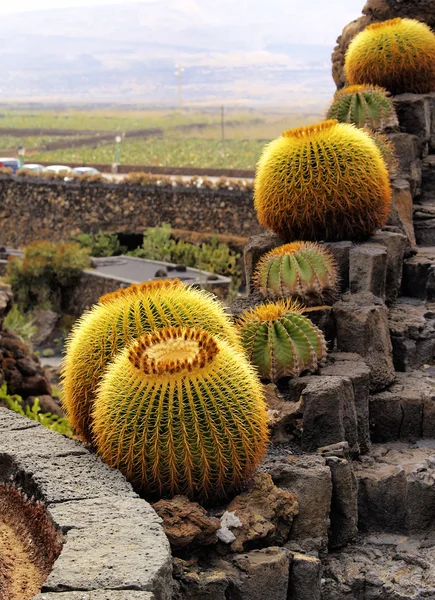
[{"left": 0, "top": 106, "right": 323, "bottom": 169}]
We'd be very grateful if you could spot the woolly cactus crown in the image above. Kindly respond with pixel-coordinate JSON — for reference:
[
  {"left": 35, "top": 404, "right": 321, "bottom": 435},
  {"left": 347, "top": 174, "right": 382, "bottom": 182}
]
[
  {"left": 254, "top": 119, "right": 391, "bottom": 242},
  {"left": 93, "top": 326, "right": 269, "bottom": 501},
  {"left": 345, "top": 18, "right": 435, "bottom": 94}
]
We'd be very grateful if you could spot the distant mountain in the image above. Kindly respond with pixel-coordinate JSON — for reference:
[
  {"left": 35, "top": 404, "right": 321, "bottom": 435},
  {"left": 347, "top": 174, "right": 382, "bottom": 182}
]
[{"left": 0, "top": 2, "right": 361, "bottom": 105}]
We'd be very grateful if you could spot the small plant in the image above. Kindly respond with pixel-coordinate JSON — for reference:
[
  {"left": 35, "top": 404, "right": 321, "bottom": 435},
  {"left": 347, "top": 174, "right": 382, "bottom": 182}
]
[
  {"left": 254, "top": 242, "right": 338, "bottom": 304},
  {"left": 124, "top": 172, "right": 172, "bottom": 187},
  {"left": 3, "top": 305, "right": 37, "bottom": 346},
  {"left": 42, "top": 348, "right": 55, "bottom": 357},
  {"left": 367, "top": 130, "right": 398, "bottom": 178},
  {"left": 344, "top": 18, "right": 435, "bottom": 94},
  {"left": 93, "top": 326, "right": 268, "bottom": 500},
  {"left": 6, "top": 241, "right": 91, "bottom": 311},
  {"left": 237, "top": 300, "right": 327, "bottom": 382},
  {"left": 0, "top": 383, "right": 73, "bottom": 436},
  {"left": 62, "top": 279, "right": 242, "bottom": 442},
  {"left": 254, "top": 120, "right": 392, "bottom": 242},
  {"left": 0, "top": 167, "right": 13, "bottom": 175},
  {"left": 326, "top": 85, "right": 397, "bottom": 129},
  {"left": 73, "top": 231, "right": 126, "bottom": 257}
]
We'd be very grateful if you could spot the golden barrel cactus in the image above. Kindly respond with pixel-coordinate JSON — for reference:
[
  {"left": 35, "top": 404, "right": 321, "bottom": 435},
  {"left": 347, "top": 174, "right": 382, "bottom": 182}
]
[
  {"left": 62, "top": 279, "right": 241, "bottom": 442},
  {"left": 254, "top": 120, "right": 392, "bottom": 242},
  {"left": 254, "top": 242, "right": 337, "bottom": 304},
  {"left": 344, "top": 18, "right": 435, "bottom": 94},
  {"left": 327, "top": 85, "right": 397, "bottom": 129},
  {"left": 237, "top": 300, "right": 327, "bottom": 382},
  {"left": 92, "top": 326, "right": 269, "bottom": 501}
]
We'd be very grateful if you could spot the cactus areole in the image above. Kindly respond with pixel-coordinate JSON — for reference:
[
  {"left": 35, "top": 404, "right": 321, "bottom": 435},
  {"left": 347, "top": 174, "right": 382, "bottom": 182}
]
[
  {"left": 93, "top": 327, "right": 269, "bottom": 501},
  {"left": 345, "top": 18, "right": 435, "bottom": 94},
  {"left": 254, "top": 120, "right": 391, "bottom": 242}
]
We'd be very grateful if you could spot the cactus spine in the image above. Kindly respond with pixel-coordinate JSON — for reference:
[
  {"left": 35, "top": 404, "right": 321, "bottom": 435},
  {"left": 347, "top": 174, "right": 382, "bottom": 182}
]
[
  {"left": 254, "top": 242, "right": 337, "bottom": 304},
  {"left": 237, "top": 300, "right": 327, "bottom": 382},
  {"left": 92, "top": 326, "right": 269, "bottom": 500},
  {"left": 254, "top": 120, "right": 392, "bottom": 242},
  {"left": 327, "top": 85, "right": 397, "bottom": 129},
  {"left": 345, "top": 18, "right": 435, "bottom": 94},
  {"left": 62, "top": 279, "right": 241, "bottom": 442}
]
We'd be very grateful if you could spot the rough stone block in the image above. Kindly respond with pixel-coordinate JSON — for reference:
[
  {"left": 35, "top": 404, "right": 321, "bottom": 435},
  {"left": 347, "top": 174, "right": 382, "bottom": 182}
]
[
  {"left": 323, "top": 240, "right": 353, "bottom": 292},
  {"left": 417, "top": 155, "right": 435, "bottom": 205},
  {"left": 231, "top": 547, "right": 291, "bottom": 600},
  {"left": 414, "top": 203, "right": 435, "bottom": 246},
  {"left": 325, "top": 457, "right": 358, "bottom": 549},
  {"left": 386, "top": 179, "right": 416, "bottom": 250},
  {"left": 368, "top": 230, "right": 407, "bottom": 303},
  {"left": 0, "top": 421, "right": 87, "bottom": 459},
  {"left": 395, "top": 93, "right": 432, "bottom": 145},
  {"left": 349, "top": 243, "right": 387, "bottom": 299},
  {"left": 300, "top": 376, "right": 359, "bottom": 455},
  {"left": 301, "top": 306, "right": 336, "bottom": 349},
  {"left": 263, "top": 383, "right": 302, "bottom": 444},
  {"left": 389, "top": 299, "right": 435, "bottom": 371},
  {"left": 334, "top": 292, "right": 395, "bottom": 392},
  {"left": 370, "top": 371, "right": 435, "bottom": 442},
  {"left": 320, "top": 353, "right": 371, "bottom": 454},
  {"left": 288, "top": 552, "right": 321, "bottom": 600},
  {"left": 387, "top": 132, "right": 422, "bottom": 196},
  {"left": 0, "top": 407, "right": 39, "bottom": 431},
  {"left": 402, "top": 247, "right": 435, "bottom": 300},
  {"left": 243, "top": 232, "right": 283, "bottom": 291},
  {"left": 263, "top": 454, "right": 332, "bottom": 554},
  {"left": 35, "top": 593, "right": 156, "bottom": 600}
]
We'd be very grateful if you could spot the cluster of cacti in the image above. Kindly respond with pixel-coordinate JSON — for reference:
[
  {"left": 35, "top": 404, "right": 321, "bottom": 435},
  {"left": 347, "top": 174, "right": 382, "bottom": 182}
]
[
  {"left": 344, "top": 18, "right": 435, "bottom": 94},
  {"left": 254, "top": 242, "right": 337, "bottom": 305},
  {"left": 254, "top": 119, "right": 392, "bottom": 242},
  {"left": 326, "top": 84, "right": 397, "bottom": 129},
  {"left": 62, "top": 279, "right": 242, "bottom": 443},
  {"left": 92, "top": 326, "right": 269, "bottom": 501},
  {"left": 237, "top": 300, "right": 327, "bottom": 382}
]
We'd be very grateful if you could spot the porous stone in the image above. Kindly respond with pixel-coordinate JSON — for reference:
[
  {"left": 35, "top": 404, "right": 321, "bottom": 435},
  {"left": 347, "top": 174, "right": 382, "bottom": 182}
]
[
  {"left": 288, "top": 552, "right": 321, "bottom": 600},
  {"left": 334, "top": 292, "right": 395, "bottom": 392},
  {"left": 369, "top": 371, "right": 435, "bottom": 442},
  {"left": 386, "top": 179, "right": 416, "bottom": 250},
  {"left": 323, "top": 240, "right": 353, "bottom": 292},
  {"left": 225, "top": 472, "right": 299, "bottom": 552},
  {"left": 320, "top": 353, "right": 371, "bottom": 454},
  {"left": 243, "top": 232, "right": 283, "bottom": 291},
  {"left": 417, "top": 154, "right": 435, "bottom": 205},
  {"left": 363, "top": 0, "right": 435, "bottom": 28},
  {"left": 300, "top": 376, "right": 359, "bottom": 455},
  {"left": 152, "top": 496, "right": 220, "bottom": 550},
  {"left": 369, "top": 230, "right": 407, "bottom": 303},
  {"left": 34, "top": 593, "right": 156, "bottom": 599},
  {"left": 395, "top": 93, "right": 432, "bottom": 145},
  {"left": 325, "top": 456, "right": 358, "bottom": 549},
  {"left": 402, "top": 247, "right": 435, "bottom": 300},
  {"left": 387, "top": 132, "right": 422, "bottom": 196},
  {"left": 231, "top": 547, "right": 291, "bottom": 600},
  {"left": 389, "top": 299, "right": 435, "bottom": 371},
  {"left": 349, "top": 243, "right": 387, "bottom": 299},
  {"left": 413, "top": 204, "right": 435, "bottom": 247},
  {"left": 262, "top": 454, "right": 332, "bottom": 554},
  {"left": 31, "top": 309, "right": 59, "bottom": 346},
  {"left": 263, "top": 383, "right": 302, "bottom": 444}
]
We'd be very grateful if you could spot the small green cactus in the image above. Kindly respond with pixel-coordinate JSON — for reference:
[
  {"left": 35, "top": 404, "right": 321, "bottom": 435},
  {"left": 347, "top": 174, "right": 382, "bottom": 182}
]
[
  {"left": 327, "top": 85, "right": 397, "bottom": 130},
  {"left": 254, "top": 241, "right": 337, "bottom": 304},
  {"left": 237, "top": 300, "right": 327, "bottom": 382},
  {"left": 92, "top": 326, "right": 269, "bottom": 501}
]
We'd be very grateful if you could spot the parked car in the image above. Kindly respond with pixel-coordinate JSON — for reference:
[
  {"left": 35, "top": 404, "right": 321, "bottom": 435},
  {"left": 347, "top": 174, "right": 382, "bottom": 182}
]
[
  {"left": 0, "top": 158, "right": 20, "bottom": 173},
  {"left": 22, "top": 163, "right": 45, "bottom": 172},
  {"left": 71, "top": 167, "right": 100, "bottom": 176},
  {"left": 44, "top": 165, "right": 73, "bottom": 174}
]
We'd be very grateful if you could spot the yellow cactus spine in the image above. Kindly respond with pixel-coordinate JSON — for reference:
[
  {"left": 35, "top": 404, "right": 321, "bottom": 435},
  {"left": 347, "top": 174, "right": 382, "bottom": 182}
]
[
  {"left": 62, "top": 279, "right": 241, "bottom": 443},
  {"left": 238, "top": 300, "right": 327, "bottom": 383},
  {"left": 92, "top": 326, "right": 269, "bottom": 501},
  {"left": 254, "top": 242, "right": 338, "bottom": 304},
  {"left": 254, "top": 120, "right": 392, "bottom": 242},
  {"left": 345, "top": 18, "right": 435, "bottom": 94},
  {"left": 327, "top": 85, "right": 397, "bottom": 129}
]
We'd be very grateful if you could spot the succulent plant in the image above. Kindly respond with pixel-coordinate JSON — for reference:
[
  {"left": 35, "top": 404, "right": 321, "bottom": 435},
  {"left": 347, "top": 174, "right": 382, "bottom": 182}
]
[
  {"left": 62, "top": 279, "right": 241, "bottom": 442},
  {"left": 366, "top": 130, "right": 398, "bottom": 178},
  {"left": 326, "top": 84, "right": 397, "bottom": 129},
  {"left": 92, "top": 326, "right": 269, "bottom": 501},
  {"left": 344, "top": 18, "right": 435, "bottom": 95},
  {"left": 237, "top": 300, "right": 327, "bottom": 382},
  {"left": 254, "top": 120, "right": 392, "bottom": 242},
  {"left": 254, "top": 242, "right": 337, "bottom": 304}
]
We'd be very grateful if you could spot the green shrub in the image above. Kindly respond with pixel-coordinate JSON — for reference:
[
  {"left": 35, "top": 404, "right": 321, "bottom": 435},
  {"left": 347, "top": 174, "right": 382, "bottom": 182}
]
[
  {"left": 0, "top": 382, "right": 73, "bottom": 436},
  {"left": 6, "top": 241, "right": 91, "bottom": 311},
  {"left": 73, "top": 231, "right": 126, "bottom": 257},
  {"left": 3, "top": 305, "right": 37, "bottom": 346},
  {"left": 42, "top": 348, "right": 55, "bottom": 357}
]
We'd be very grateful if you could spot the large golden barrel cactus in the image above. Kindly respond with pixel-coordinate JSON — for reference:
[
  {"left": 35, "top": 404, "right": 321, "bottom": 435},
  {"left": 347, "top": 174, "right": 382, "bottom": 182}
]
[
  {"left": 344, "top": 18, "right": 435, "bottom": 94},
  {"left": 237, "top": 300, "right": 327, "bottom": 382},
  {"left": 62, "top": 279, "right": 241, "bottom": 442},
  {"left": 92, "top": 326, "right": 269, "bottom": 501},
  {"left": 254, "top": 120, "right": 392, "bottom": 242},
  {"left": 254, "top": 241, "right": 337, "bottom": 305},
  {"left": 327, "top": 85, "right": 397, "bottom": 129}
]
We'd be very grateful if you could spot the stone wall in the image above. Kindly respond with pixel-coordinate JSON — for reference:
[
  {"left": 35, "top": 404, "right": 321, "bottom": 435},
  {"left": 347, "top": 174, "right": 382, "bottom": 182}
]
[{"left": 0, "top": 177, "right": 260, "bottom": 247}]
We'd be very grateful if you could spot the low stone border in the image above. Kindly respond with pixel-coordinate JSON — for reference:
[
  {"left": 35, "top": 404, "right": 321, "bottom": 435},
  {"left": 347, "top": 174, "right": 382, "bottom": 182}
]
[{"left": 0, "top": 408, "right": 172, "bottom": 600}]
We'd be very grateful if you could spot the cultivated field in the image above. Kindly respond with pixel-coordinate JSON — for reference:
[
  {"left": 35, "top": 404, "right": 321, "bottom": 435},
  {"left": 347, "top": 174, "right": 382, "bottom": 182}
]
[{"left": 0, "top": 106, "right": 324, "bottom": 170}]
